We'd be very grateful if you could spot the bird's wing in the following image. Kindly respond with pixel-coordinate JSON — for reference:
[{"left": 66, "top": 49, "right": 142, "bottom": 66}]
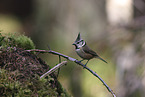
[
  {"left": 82, "top": 45, "right": 99, "bottom": 56},
  {"left": 83, "top": 45, "right": 108, "bottom": 63}
]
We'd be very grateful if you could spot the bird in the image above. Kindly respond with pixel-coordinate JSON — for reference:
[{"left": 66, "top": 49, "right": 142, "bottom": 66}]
[{"left": 72, "top": 32, "right": 107, "bottom": 66}]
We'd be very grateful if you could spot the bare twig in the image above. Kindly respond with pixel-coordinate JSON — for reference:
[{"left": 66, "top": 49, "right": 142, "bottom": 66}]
[
  {"left": 26, "top": 49, "right": 116, "bottom": 97},
  {"left": 40, "top": 61, "right": 67, "bottom": 79},
  {"left": 56, "top": 55, "right": 61, "bottom": 78}
]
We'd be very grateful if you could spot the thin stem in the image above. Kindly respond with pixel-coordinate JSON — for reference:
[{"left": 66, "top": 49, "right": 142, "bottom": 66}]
[
  {"left": 57, "top": 55, "right": 61, "bottom": 78},
  {"left": 40, "top": 61, "right": 67, "bottom": 79}
]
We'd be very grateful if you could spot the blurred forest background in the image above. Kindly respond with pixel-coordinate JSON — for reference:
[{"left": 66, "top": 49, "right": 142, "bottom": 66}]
[{"left": 0, "top": 0, "right": 145, "bottom": 97}]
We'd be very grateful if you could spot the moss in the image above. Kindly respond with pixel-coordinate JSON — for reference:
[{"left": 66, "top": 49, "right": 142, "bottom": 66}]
[
  {"left": 15, "top": 35, "right": 35, "bottom": 50},
  {"left": 0, "top": 33, "right": 35, "bottom": 49},
  {"left": 0, "top": 33, "right": 71, "bottom": 97},
  {"left": 0, "top": 69, "right": 59, "bottom": 96}
]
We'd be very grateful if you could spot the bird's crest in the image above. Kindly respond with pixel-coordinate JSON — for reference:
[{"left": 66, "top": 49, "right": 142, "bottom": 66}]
[{"left": 75, "top": 32, "right": 82, "bottom": 43}]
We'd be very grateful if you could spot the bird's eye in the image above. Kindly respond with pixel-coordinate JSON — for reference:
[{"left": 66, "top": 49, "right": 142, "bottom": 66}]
[{"left": 76, "top": 41, "right": 79, "bottom": 44}]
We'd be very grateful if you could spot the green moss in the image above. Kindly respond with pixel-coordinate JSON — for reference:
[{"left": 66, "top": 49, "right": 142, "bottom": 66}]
[
  {"left": 0, "top": 33, "right": 35, "bottom": 49},
  {"left": 15, "top": 35, "right": 35, "bottom": 50},
  {"left": 0, "top": 69, "right": 60, "bottom": 96},
  {"left": 0, "top": 32, "right": 71, "bottom": 97}
]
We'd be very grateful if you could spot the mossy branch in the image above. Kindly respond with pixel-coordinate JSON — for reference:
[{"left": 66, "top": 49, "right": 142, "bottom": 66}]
[{"left": 26, "top": 49, "right": 116, "bottom": 97}]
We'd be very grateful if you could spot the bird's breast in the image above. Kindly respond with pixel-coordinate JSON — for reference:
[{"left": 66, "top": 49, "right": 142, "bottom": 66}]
[{"left": 75, "top": 48, "right": 94, "bottom": 59}]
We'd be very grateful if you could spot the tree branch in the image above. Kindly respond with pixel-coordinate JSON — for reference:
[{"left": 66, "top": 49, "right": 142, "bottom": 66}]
[
  {"left": 40, "top": 61, "right": 67, "bottom": 79},
  {"left": 26, "top": 49, "right": 116, "bottom": 97}
]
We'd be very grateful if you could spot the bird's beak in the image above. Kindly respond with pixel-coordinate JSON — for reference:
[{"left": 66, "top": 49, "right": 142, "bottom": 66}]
[{"left": 72, "top": 43, "right": 76, "bottom": 45}]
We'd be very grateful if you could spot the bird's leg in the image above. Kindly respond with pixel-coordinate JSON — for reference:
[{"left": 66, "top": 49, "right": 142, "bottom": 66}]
[
  {"left": 83, "top": 60, "right": 89, "bottom": 69},
  {"left": 79, "top": 59, "right": 84, "bottom": 63},
  {"left": 85, "top": 60, "right": 89, "bottom": 66}
]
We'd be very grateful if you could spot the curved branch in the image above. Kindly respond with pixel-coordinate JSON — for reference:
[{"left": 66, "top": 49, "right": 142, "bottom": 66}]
[{"left": 26, "top": 49, "right": 116, "bottom": 97}]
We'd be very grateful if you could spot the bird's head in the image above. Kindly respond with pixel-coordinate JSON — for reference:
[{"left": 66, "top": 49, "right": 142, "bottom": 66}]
[{"left": 72, "top": 32, "right": 86, "bottom": 49}]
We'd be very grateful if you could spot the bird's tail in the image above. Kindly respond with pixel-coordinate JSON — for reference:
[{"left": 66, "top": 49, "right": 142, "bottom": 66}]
[{"left": 97, "top": 57, "right": 108, "bottom": 64}]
